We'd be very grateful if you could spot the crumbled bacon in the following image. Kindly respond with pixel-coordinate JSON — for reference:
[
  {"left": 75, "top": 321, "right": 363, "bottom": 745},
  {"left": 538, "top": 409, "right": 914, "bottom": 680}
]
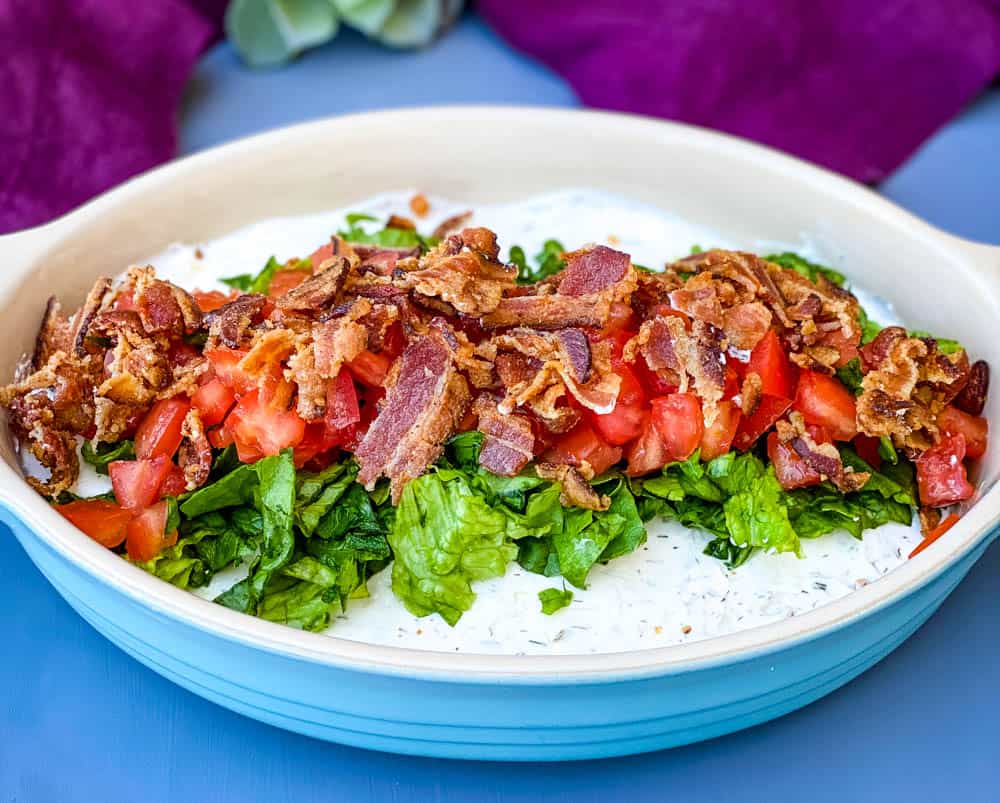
[
  {"left": 205, "top": 294, "right": 267, "bottom": 349},
  {"left": 399, "top": 228, "right": 516, "bottom": 316},
  {"left": 431, "top": 210, "right": 473, "bottom": 240},
  {"left": 475, "top": 395, "right": 534, "bottom": 477},
  {"left": 535, "top": 463, "right": 610, "bottom": 511},
  {"left": 275, "top": 258, "right": 349, "bottom": 312},
  {"left": 178, "top": 408, "right": 212, "bottom": 490},
  {"left": 129, "top": 267, "right": 203, "bottom": 336},
  {"left": 776, "top": 412, "right": 869, "bottom": 493},
  {"left": 355, "top": 327, "right": 470, "bottom": 502},
  {"left": 487, "top": 328, "right": 621, "bottom": 415},
  {"left": 857, "top": 331, "right": 970, "bottom": 450}
]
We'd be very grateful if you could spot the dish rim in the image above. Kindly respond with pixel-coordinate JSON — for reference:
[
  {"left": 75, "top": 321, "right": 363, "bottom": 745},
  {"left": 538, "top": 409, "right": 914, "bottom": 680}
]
[{"left": 2, "top": 105, "right": 999, "bottom": 683}]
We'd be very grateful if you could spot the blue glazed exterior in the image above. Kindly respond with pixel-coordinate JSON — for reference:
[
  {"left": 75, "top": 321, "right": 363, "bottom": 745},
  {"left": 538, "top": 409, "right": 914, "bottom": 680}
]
[{"left": 5, "top": 506, "right": 995, "bottom": 760}]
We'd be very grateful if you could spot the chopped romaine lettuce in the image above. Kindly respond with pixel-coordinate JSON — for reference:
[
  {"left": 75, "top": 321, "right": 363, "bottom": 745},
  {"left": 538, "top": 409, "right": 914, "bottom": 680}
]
[{"left": 538, "top": 586, "right": 574, "bottom": 615}]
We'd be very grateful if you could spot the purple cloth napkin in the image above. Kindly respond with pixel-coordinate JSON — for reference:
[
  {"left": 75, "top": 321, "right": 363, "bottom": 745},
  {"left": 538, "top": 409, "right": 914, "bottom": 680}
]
[
  {"left": 0, "top": 0, "right": 224, "bottom": 234},
  {"left": 479, "top": 0, "right": 1000, "bottom": 183}
]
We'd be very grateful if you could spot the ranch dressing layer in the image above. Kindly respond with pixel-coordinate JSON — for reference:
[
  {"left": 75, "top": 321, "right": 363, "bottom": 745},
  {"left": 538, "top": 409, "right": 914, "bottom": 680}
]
[{"left": 92, "top": 190, "right": 922, "bottom": 655}]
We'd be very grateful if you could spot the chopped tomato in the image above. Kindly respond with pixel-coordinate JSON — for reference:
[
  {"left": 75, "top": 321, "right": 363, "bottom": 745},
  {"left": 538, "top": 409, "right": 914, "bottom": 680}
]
[
  {"left": 793, "top": 369, "right": 858, "bottom": 441},
  {"left": 916, "top": 433, "right": 975, "bottom": 508},
  {"left": 205, "top": 348, "right": 253, "bottom": 395},
  {"left": 224, "top": 388, "right": 306, "bottom": 463},
  {"left": 191, "top": 289, "right": 236, "bottom": 313},
  {"left": 125, "top": 501, "right": 178, "bottom": 562},
  {"left": 590, "top": 359, "right": 647, "bottom": 446},
  {"left": 380, "top": 322, "right": 406, "bottom": 360},
  {"left": 293, "top": 422, "right": 338, "bottom": 468},
  {"left": 624, "top": 412, "right": 670, "bottom": 475},
  {"left": 651, "top": 393, "right": 703, "bottom": 462},
  {"left": 109, "top": 456, "right": 173, "bottom": 513},
  {"left": 853, "top": 434, "right": 883, "bottom": 469},
  {"left": 347, "top": 350, "right": 394, "bottom": 388},
  {"left": 267, "top": 269, "right": 309, "bottom": 298},
  {"left": 57, "top": 499, "right": 131, "bottom": 548},
  {"left": 551, "top": 422, "right": 623, "bottom": 475},
  {"left": 700, "top": 400, "right": 741, "bottom": 460},
  {"left": 135, "top": 398, "right": 190, "bottom": 460},
  {"left": 160, "top": 466, "right": 188, "bottom": 498},
  {"left": 937, "top": 405, "right": 988, "bottom": 459},
  {"left": 309, "top": 241, "right": 336, "bottom": 268},
  {"left": 630, "top": 353, "right": 678, "bottom": 396},
  {"left": 325, "top": 369, "right": 361, "bottom": 432},
  {"left": 207, "top": 424, "right": 233, "bottom": 450},
  {"left": 587, "top": 327, "right": 635, "bottom": 360},
  {"left": 909, "top": 513, "right": 961, "bottom": 559},
  {"left": 723, "top": 363, "right": 740, "bottom": 400},
  {"left": 732, "top": 395, "right": 793, "bottom": 451},
  {"left": 191, "top": 378, "right": 236, "bottom": 427},
  {"left": 747, "top": 329, "right": 798, "bottom": 399},
  {"left": 768, "top": 432, "right": 823, "bottom": 490}
]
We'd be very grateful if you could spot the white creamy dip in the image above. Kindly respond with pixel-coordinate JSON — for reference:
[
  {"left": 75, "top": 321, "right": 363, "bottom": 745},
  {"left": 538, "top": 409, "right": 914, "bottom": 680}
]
[{"left": 69, "top": 189, "right": 922, "bottom": 655}]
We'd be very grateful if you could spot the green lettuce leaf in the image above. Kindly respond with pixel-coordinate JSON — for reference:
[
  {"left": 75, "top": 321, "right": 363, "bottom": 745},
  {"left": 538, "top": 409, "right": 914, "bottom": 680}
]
[
  {"left": 336, "top": 213, "right": 436, "bottom": 252},
  {"left": 246, "top": 449, "right": 297, "bottom": 600},
  {"left": 513, "top": 239, "right": 566, "bottom": 284},
  {"left": 80, "top": 439, "right": 135, "bottom": 475},
  {"left": 388, "top": 470, "right": 524, "bottom": 625},
  {"left": 538, "top": 587, "right": 574, "bottom": 615},
  {"left": 221, "top": 255, "right": 282, "bottom": 294},
  {"left": 180, "top": 462, "right": 259, "bottom": 517}
]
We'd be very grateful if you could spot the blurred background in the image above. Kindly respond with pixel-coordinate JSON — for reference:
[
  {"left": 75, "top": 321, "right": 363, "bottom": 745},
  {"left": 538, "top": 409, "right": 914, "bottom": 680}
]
[{"left": 3, "top": 0, "right": 999, "bottom": 238}]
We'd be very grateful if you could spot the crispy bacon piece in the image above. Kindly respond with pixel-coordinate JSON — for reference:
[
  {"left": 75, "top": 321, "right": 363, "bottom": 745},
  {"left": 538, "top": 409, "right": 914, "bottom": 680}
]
[
  {"left": 857, "top": 331, "right": 970, "bottom": 450},
  {"left": 355, "top": 327, "right": 470, "bottom": 502},
  {"left": 481, "top": 293, "right": 606, "bottom": 330},
  {"left": 431, "top": 210, "right": 473, "bottom": 240},
  {"left": 558, "top": 245, "right": 631, "bottom": 296},
  {"left": 32, "top": 298, "right": 74, "bottom": 369},
  {"left": 623, "top": 316, "right": 725, "bottom": 425},
  {"left": 205, "top": 294, "right": 267, "bottom": 349},
  {"left": 275, "top": 258, "right": 349, "bottom": 312},
  {"left": 178, "top": 408, "right": 212, "bottom": 490},
  {"left": 474, "top": 395, "right": 534, "bottom": 477},
  {"left": 71, "top": 277, "right": 114, "bottom": 357},
  {"left": 487, "top": 328, "right": 621, "bottom": 415},
  {"left": 399, "top": 228, "right": 516, "bottom": 316},
  {"left": 535, "top": 463, "right": 610, "bottom": 511},
  {"left": 723, "top": 302, "right": 772, "bottom": 350},
  {"left": 954, "top": 359, "right": 989, "bottom": 416},
  {"left": 776, "top": 413, "right": 869, "bottom": 493},
  {"left": 128, "top": 267, "right": 203, "bottom": 336}
]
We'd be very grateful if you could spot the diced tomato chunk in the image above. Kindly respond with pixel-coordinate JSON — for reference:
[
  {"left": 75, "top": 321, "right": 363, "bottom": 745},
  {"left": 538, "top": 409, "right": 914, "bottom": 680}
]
[
  {"left": 630, "top": 352, "right": 678, "bottom": 396},
  {"left": 589, "top": 358, "right": 647, "bottom": 446},
  {"left": 910, "top": 513, "right": 961, "bottom": 559},
  {"left": 732, "top": 395, "right": 793, "bottom": 451},
  {"left": 192, "top": 289, "right": 237, "bottom": 313},
  {"left": 747, "top": 330, "right": 798, "bottom": 399},
  {"left": 768, "top": 432, "right": 823, "bottom": 490},
  {"left": 937, "top": 405, "right": 988, "bottom": 459},
  {"left": 723, "top": 363, "right": 740, "bottom": 400},
  {"left": 853, "top": 434, "right": 883, "bottom": 469},
  {"left": 109, "top": 456, "right": 173, "bottom": 513},
  {"left": 700, "top": 400, "right": 741, "bottom": 460},
  {"left": 624, "top": 412, "right": 670, "bottom": 476},
  {"left": 309, "top": 241, "right": 336, "bottom": 268},
  {"left": 651, "top": 393, "right": 703, "bottom": 462},
  {"left": 267, "top": 269, "right": 309, "bottom": 298},
  {"left": 192, "top": 378, "right": 236, "bottom": 427},
  {"left": 125, "top": 501, "right": 178, "bottom": 562},
  {"left": 551, "top": 422, "right": 623, "bottom": 475},
  {"left": 916, "top": 433, "right": 975, "bottom": 508},
  {"left": 793, "top": 369, "right": 858, "bottom": 441},
  {"left": 205, "top": 348, "right": 254, "bottom": 395},
  {"left": 57, "top": 499, "right": 132, "bottom": 548},
  {"left": 224, "top": 388, "right": 306, "bottom": 463},
  {"left": 159, "top": 465, "right": 188, "bottom": 498},
  {"left": 135, "top": 398, "right": 190, "bottom": 460},
  {"left": 347, "top": 350, "right": 394, "bottom": 388}
]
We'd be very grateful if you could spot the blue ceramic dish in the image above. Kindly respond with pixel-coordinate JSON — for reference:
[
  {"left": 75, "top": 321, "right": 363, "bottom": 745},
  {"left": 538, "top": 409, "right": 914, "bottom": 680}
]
[{"left": 2, "top": 108, "right": 998, "bottom": 760}]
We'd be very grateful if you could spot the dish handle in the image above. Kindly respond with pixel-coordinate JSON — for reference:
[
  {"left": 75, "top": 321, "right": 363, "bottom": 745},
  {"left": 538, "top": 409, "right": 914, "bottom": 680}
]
[
  {"left": 951, "top": 236, "right": 1000, "bottom": 287},
  {"left": 0, "top": 222, "right": 60, "bottom": 287}
]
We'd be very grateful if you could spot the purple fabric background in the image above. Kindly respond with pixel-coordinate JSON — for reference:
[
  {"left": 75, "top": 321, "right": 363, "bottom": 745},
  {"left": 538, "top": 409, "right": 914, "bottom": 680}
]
[
  {"left": 478, "top": 0, "right": 1000, "bottom": 182},
  {"left": 2, "top": 0, "right": 999, "bottom": 234},
  {"left": 0, "top": 0, "right": 224, "bottom": 233}
]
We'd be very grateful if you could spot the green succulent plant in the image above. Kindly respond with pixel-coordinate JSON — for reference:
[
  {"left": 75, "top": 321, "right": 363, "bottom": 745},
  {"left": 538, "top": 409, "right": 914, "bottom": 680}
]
[{"left": 225, "top": 0, "right": 464, "bottom": 67}]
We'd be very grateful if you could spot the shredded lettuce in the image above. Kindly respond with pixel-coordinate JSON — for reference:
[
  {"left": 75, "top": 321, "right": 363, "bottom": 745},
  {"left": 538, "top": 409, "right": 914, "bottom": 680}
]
[
  {"left": 539, "top": 587, "right": 574, "bottom": 615},
  {"left": 80, "top": 439, "right": 135, "bottom": 474},
  {"left": 765, "top": 252, "right": 846, "bottom": 287},
  {"left": 336, "top": 212, "right": 437, "bottom": 251},
  {"left": 221, "top": 255, "right": 281, "bottom": 294},
  {"left": 511, "top": 239, "right": 566, "bottom": 285}
]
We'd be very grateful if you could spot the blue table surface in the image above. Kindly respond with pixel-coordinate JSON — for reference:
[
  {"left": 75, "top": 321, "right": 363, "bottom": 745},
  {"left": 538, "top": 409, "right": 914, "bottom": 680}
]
[{"left": 3, "top": 13, "right": 999, "bottom": 802}]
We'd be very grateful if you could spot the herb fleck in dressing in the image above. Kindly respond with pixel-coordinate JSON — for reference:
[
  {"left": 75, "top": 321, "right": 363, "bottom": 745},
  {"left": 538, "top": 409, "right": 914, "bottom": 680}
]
[{"left": 80, "top": 189, "right": 921, "bottom": 655}]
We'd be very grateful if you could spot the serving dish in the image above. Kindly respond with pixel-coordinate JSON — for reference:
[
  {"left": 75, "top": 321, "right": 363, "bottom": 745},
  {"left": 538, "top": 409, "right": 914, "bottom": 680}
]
[{"left": 1, "top": 107, "right": 998, "bottom": 760}]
